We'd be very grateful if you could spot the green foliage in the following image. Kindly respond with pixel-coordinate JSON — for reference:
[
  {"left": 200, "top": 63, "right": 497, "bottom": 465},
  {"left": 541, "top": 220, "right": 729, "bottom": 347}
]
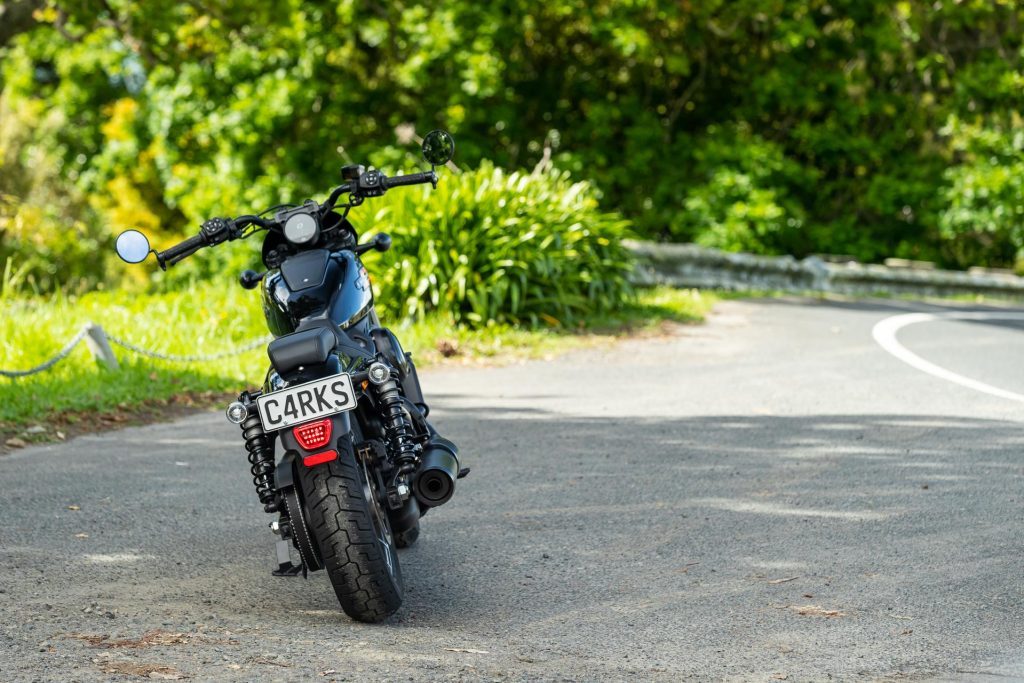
[
  {"left": 367, "top": 162, "right": 634, "bottom": 326},
  {"left": 4, "top": 0, "right": 1024, "bottom": 283},
  {"left": 0, "top": 282, "right": 269, "bottom": 423},
  {"left": 0, "top": 283, "right": 713, "bottom": 425},
  {"left": 939, "top": 115, "right": 1024, "bottom": 269},
  {"left": 675, "top": 125, "right": 809, "bottom": 255}
]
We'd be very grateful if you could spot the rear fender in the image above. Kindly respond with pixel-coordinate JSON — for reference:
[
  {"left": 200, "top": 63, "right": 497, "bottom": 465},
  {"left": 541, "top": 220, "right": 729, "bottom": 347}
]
[{"left": 276, "top": 410, "right": 354, "bottom": 472}]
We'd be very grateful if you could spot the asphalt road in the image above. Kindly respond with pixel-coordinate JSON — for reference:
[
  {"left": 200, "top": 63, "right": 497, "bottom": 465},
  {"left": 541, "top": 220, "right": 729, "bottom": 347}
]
[{"left": 1, "top": 297, "right": 1022, "bottom": 682}]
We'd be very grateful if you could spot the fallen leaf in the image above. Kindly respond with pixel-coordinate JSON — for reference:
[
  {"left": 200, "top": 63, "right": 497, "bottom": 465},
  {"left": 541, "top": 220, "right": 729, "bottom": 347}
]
[
  {"left": 436, "top": 339, "right": 461, "bottom": 357},
  {"left": 67, "top": 630, "right": 219, "bottom": 649},
  {"left": 789, "top": 604, "right": 843, "bottom": 618},
  {"left": 320, "top": 670, "right": 337, "bottom": 676},
  {"left": 67, "top": 505, "right": 81, "bottom": 511},
  {"left": 226, "top": 664, "right": 241, "bottom": 670},
  {"left": 803, "top": 594, "right": 814, "bottom": 598},
  {"left": 444, "top": 647, "right": 490, "bottom": 654},
  {"left": 767, "top": 576, "right": 800, "bottom": 585},
  {"left": 56, "top": 431, "right": 66, "bottom": 440},
  {"left": 674, "top": 562, "right": 700, "bottom": 573},
  {"left": 97, "top": 661, "right": 185, "bottom": 679},
  {"left": 900, "top": 628, "right": 913, "bottom": 635},
  {"left": 252, "top": 657, "right": 292, "bottom": 668},
  {"left": 772, "top": 675, "right": 789, "bottom": 680},
  {"left": 75, "top": 533, "right": 89, "bottom": 539},
  {"left": 5, "top": 437, "right": 26, "bottom": 448}
]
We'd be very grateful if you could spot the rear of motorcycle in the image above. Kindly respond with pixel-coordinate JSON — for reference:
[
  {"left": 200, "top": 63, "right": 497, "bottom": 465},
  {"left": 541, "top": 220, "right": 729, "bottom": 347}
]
[
  {"left": 230, "top": 327, "right": 459, "bottom": 622},
  {"left": 280, "top": 409, "right": 405, "bottom": 622}
]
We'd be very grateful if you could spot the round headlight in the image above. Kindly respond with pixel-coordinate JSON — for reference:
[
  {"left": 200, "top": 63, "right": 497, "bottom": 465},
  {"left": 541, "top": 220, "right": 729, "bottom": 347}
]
[{"left": 283, "top": 213, "right": 319, "bottom": 245}]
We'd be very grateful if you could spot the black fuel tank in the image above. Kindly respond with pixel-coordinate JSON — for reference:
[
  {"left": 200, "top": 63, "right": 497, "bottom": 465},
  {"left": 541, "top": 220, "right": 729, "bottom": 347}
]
[{"left": 260, "top": 249, "right": 374, "bottom": 337}]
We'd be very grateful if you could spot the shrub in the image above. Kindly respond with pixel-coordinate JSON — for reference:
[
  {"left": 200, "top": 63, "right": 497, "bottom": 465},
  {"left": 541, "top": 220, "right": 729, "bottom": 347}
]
[
  {"left": 673, "top": 125, "right": 809, "bottom": 256},
  {"left": 939, "top": 115, "right": 1024, "bottom": 269},
  {"left": 363, "top": 161, "right": 634, "bottom": 327}
]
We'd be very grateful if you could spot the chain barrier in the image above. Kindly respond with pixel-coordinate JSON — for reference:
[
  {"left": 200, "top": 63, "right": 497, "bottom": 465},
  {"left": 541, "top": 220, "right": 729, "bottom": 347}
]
[
  {"left": 0, "top": 323, "right": 270, "bottom": 379},
  {"left": 0, "top": 327, "right": 91, "bottom": 378},
  {"left": 105, "top": 333, "right": 272, "bottom": 362}
]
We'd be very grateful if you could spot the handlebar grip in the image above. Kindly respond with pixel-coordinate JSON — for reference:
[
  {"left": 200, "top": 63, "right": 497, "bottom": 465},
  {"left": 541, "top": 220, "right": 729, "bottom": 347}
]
[
  {"left": 383, "top": 171, "right": 437, "bottom": 189},
  {"left": 156, "top": 233, "right": 206, "bottom": 268}
]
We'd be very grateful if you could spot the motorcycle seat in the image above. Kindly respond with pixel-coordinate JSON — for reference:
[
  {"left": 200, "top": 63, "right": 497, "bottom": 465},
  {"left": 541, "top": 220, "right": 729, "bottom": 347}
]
[
  {"left": 267, "top": 326, "right": 335, "bottom": 375},
  {"left": 268, "top": 320, "right": 374, "bottom": 375}
]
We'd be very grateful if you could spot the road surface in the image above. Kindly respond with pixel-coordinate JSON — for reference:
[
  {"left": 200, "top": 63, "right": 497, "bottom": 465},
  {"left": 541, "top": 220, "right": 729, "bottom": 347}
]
[{"left": 1, "top": 297, "right": 1022, "bottom": 681}]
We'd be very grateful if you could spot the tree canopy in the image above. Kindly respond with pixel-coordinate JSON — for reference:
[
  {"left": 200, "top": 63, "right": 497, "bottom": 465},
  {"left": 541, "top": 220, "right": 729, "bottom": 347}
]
[{"left": 2, "top": 0, "right": 1024, "bottom": 291}]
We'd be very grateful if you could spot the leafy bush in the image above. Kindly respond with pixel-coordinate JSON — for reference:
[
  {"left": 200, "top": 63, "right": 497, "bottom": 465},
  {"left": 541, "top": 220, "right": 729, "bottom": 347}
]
[
  {"left": 672, "top": 125, "right": 809, "bottom": 256},
  {"left": 364, "top": 161, "right": 634, "bottom": 326},
  {"left": 939, "top": 115, "right": 1024, "bottom": 270}
]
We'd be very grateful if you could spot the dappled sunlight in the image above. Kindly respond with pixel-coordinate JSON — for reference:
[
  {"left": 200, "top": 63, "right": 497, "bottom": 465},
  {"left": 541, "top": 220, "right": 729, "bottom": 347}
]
[{"left": 691, "top": 497, "right": 891, "bottom": 521}]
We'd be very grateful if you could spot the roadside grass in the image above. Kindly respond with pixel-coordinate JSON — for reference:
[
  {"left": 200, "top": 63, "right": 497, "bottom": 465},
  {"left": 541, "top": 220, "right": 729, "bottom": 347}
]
[{"left": 0, "top": 285, "right": 715, "bottom": 439}]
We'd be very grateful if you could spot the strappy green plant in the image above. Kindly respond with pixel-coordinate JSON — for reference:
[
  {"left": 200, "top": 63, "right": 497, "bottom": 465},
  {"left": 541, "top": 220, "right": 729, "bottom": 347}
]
[{"left": 368, "top": 162, "right": 634, "bottom": 327}]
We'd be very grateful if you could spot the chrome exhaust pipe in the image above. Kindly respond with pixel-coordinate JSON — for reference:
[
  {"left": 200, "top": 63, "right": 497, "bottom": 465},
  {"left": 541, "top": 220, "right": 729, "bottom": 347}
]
[{"left": 412, "top": 438, "right": 459, "bottom": 508}]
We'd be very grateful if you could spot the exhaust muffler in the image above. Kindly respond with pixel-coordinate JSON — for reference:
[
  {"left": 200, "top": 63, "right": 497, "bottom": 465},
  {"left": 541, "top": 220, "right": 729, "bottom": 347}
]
[{"left": 412, "top": 438, "right": 459, "bottom": 508}]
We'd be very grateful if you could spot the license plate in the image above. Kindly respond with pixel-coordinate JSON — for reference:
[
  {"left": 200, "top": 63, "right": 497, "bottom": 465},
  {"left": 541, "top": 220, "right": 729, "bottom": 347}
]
[{"left": 256, "top": 373, "right": 357, "bottom": 431}]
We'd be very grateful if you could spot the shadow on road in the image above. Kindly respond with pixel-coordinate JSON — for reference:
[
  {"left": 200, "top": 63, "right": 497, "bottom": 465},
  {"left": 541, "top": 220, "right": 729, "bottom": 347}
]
[{"left": 395, "top": 408, "right": 1023, "bottom": 650}]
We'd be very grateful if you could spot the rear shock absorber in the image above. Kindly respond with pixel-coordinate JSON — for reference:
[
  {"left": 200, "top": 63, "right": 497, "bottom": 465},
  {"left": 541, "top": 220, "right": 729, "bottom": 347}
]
[
  {"left": 239, "top": 402, "right": 278, "bottom": 513},
  {"left": 369, "top": 364, "right": 421, "bottom": 478}
]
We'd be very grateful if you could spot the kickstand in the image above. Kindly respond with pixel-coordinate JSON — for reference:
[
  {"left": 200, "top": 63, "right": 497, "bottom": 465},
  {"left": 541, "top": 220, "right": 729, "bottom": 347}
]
[
  {"left": 272, "top": 539, "right": 305, "bottom": 577},
  {"left": 457, "top": 467, "right": 471, "bottom": 479}
]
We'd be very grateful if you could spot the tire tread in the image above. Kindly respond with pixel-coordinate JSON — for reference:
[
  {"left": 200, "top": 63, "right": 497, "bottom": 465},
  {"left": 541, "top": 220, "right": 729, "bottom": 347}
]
[{"left": 297, "top": 439, "right": 402, "bottom": 622}]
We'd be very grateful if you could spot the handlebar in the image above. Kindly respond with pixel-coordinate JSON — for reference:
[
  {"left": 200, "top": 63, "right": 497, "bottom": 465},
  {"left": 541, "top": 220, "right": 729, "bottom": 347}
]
[
  {"left": 383, "top": 170, "right": 437, "bottom": 189},
  {"left": 156, "top": 233, "right": 206, "bottom": 269},
  {"left": 156, "top": 168, "right": 436, "bottom": 269}
]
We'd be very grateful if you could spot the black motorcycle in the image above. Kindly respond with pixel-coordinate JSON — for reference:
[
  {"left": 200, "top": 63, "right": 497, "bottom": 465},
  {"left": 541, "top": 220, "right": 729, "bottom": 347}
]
[{"left": 114, "top": 130, "right": 465, "bottom": 622}]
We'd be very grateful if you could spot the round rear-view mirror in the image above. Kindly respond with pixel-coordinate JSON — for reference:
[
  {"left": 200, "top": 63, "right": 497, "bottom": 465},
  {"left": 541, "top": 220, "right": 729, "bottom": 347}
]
[
  {"left": 422, "top": 130, "right": 455, "bottom": 166},
  {"left": 115, "top": 230, "right": 152, "bottom": 264}
]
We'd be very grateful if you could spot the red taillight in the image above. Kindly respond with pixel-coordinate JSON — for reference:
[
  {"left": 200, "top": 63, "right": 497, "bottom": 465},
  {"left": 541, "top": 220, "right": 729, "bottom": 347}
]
[
  {"left": 303, "top": 450, "right": 338, "bottom": 467},
  {"left": 292, "top": 419, "right": 333, "bottom": 450}
]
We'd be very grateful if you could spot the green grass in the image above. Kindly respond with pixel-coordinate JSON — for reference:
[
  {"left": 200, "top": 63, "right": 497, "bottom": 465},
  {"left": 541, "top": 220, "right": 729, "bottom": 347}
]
[{"left": 0, "top": 285, "right": 715, "bottom": 430}]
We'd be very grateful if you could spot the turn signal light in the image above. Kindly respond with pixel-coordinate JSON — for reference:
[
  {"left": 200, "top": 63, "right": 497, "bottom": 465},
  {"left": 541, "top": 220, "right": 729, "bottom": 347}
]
[{"left": 292, "top": 419, "right": 332, "bottom": 450}]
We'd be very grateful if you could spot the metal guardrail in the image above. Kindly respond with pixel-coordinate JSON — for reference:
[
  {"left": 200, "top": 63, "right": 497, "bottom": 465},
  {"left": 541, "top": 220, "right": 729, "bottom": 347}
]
[
  {"left": 627, "top": 240, "right": 1024, "bottom": 299},
  {"left": 0, "top": 323, "right": 271, "bottom": 379}
]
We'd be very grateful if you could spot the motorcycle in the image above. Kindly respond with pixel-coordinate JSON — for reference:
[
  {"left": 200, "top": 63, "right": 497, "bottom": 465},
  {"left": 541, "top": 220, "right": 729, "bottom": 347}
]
[{"left": 114, "top": 130, "right": 465, "bottom": 622}]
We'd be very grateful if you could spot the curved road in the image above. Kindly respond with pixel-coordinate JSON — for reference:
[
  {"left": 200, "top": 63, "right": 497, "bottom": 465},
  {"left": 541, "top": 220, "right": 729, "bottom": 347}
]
[{"left": 1, "top": 297, "right": 1022, "bottom": 681}]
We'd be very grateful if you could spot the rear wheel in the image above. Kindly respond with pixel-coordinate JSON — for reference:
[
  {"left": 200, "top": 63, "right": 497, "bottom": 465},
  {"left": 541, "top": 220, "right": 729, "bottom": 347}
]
[{"left": 296, "top": 435, "right": 403, "bottom": 622}]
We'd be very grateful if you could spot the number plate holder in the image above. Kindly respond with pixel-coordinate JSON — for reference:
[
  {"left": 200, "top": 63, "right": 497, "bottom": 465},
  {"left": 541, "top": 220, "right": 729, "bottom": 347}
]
[{"left": 256, "top": 373, "right": 357, "bottom": 431}]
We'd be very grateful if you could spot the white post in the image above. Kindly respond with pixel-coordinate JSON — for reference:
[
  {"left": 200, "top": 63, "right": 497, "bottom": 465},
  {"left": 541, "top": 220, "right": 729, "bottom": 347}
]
[{"left": 83, "top": 323, "right": 119, "bottom": 371}]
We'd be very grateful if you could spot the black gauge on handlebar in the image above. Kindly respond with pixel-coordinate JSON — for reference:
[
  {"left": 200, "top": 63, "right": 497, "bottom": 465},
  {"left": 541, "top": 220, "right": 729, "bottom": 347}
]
[{"left": 276, "top": 201, "right": 321, "bottom": 246}]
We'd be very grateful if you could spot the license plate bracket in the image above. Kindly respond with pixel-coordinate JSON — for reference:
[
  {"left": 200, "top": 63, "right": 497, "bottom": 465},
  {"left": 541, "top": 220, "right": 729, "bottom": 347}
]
[{"left": 256, "top": 373, "right": 357, "bottom": 431}]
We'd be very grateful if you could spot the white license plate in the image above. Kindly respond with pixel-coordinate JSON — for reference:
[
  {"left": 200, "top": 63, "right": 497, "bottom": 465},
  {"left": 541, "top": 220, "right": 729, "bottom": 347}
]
[{"left": 256, "top": 373, "right": 357, "bottom": 431}]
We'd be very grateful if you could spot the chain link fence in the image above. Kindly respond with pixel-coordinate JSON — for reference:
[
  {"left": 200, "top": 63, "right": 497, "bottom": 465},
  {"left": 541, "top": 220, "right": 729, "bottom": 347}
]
[{"left": 0, "top": 323, "right": 271, "bottom": 379}]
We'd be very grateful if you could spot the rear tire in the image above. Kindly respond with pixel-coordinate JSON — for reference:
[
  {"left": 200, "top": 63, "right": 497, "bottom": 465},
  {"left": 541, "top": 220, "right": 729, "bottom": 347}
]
[{"left": 296, "top": 436, "right": 403, "bottom": 622}]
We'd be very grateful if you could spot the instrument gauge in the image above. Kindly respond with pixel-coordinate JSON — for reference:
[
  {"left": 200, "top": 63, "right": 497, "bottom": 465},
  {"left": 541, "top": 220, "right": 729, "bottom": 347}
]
[{"left": 283, "top": 212, "right": 319, "bottom": 245}]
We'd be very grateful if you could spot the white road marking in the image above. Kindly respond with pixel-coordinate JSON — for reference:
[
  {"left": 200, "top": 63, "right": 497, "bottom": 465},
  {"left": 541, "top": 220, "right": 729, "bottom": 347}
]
[{"left": 871, "top": 311, "right": 1024, "bottom": 403}]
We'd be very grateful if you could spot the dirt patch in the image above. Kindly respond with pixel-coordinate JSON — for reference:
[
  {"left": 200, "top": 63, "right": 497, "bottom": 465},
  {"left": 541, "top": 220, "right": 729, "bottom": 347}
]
[
  {"left": 95, "top": 659, "right": 186, "bottom": 679},
  {"left": 787, "top": 604, "right": 845, "bottom": 618},
  {"left": 67, "top": 628, "right": 236, "bottom": 650},
  {"left": 1, "top": 391, "right": 233, "bottom": 455}
]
